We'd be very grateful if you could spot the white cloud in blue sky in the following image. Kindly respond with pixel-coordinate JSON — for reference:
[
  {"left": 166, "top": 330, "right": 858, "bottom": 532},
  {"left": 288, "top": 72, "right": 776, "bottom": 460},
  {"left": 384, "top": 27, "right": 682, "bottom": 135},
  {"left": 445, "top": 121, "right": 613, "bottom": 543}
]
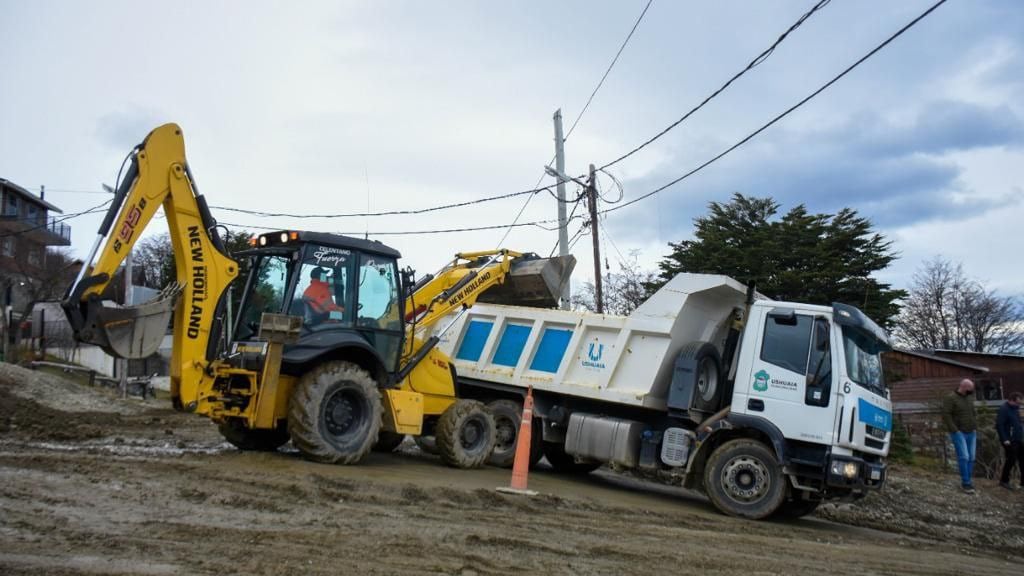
[{"left": 1, "top": 0, "right": 1021, "bottom": 297}]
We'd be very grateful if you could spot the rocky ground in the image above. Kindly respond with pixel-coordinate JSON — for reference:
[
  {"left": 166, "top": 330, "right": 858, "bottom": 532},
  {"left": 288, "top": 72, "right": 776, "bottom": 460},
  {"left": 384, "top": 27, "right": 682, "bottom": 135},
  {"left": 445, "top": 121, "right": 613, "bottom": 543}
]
[{"left": 1, "top": 362, "right": 1021, "bottom": 575}]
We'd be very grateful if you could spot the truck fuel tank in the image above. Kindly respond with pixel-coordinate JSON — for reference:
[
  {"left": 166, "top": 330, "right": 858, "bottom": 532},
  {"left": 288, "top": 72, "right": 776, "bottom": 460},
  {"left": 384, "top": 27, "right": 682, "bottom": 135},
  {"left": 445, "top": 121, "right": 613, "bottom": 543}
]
[{"left": 564, "top": 412, "right": 645, "bottom": 468}]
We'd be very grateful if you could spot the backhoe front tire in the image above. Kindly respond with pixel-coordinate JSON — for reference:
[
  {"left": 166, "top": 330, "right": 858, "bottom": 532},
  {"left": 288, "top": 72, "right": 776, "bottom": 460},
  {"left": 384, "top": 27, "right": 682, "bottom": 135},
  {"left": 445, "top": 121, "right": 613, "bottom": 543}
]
[
  {"left": 435, "top": 400, "right": 496, "bottom": 469},
  {"left": 288, "top": 361, "right": 382, "bottom": 465},
  {"left": 217, "top": 419, "right": 290, "bottom": 452}
]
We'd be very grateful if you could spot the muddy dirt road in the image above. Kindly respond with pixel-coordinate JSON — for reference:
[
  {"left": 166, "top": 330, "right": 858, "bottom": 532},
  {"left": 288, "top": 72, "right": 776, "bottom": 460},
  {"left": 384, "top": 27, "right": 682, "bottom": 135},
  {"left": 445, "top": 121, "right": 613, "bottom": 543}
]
[{"left": 1, "top": 364, "right": 1020, "bottom": 575}]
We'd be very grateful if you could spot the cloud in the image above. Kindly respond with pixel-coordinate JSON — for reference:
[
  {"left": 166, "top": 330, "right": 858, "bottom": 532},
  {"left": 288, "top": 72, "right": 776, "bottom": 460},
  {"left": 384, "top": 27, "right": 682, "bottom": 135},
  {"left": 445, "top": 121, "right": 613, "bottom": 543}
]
[{"left": 605, "top": 98, "right": 1024, "bottom": 248}]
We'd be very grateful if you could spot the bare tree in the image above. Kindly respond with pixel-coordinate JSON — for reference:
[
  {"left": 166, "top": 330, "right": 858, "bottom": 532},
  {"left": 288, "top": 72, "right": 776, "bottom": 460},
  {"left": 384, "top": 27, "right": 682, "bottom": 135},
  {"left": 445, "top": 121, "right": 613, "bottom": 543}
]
[
  {"left": 894, "top": 256, "right": 1024, "bottom": 353},
  {"left": 572, "top": 250, "right": 657, "bottom": 316}
]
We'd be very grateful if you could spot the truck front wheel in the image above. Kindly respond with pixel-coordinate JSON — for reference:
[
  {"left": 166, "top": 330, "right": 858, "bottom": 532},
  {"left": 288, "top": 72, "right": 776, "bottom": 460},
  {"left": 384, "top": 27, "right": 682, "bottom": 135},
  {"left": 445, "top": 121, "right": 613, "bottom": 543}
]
[
  {"left": 288, "top": 361, "right": 382, "bottom": 465},
  {"left": 704, "top": 439, "right": 786, "bottom": 519}
]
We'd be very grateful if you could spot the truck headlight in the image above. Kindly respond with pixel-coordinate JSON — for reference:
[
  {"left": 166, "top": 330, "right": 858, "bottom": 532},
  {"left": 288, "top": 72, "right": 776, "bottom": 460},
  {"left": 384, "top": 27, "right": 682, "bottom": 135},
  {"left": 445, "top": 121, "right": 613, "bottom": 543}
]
[{"left": 830, "top": 460, "right": 860, "bottom": 479}]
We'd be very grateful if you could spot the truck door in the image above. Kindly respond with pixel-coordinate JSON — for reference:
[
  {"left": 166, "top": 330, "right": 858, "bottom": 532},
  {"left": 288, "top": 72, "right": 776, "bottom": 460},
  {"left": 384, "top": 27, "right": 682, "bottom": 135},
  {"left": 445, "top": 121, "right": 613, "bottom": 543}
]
[{"left": 742, "top": 309, "right": 837, "bottom": 446}]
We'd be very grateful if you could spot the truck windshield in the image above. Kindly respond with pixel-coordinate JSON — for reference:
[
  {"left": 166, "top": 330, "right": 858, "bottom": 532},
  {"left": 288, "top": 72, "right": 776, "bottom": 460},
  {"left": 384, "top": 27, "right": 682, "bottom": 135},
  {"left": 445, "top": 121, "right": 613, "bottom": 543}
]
[{"left": 841, "top": 326, "right": 885, "bottom": 395}]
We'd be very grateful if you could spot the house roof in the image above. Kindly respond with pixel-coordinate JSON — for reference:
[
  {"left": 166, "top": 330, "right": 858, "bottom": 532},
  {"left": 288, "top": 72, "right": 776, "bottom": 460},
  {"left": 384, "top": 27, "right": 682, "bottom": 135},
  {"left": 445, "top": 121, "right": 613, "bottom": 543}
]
[
  {"left": 933, "top": 349, "right": 1024, "bottom": 361},
  {"left": 0, "top": 178, "right": 64, "bottom": 214},
  {"left": 891, "top": 348, "right": 989, "bottom": 373}
]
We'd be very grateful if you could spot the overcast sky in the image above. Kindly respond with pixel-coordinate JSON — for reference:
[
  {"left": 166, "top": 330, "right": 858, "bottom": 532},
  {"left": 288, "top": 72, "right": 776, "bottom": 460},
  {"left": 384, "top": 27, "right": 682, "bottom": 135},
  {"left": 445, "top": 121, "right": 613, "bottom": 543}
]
[{"left": 2, "top": 0, "right": 1022, "bottom": 300}]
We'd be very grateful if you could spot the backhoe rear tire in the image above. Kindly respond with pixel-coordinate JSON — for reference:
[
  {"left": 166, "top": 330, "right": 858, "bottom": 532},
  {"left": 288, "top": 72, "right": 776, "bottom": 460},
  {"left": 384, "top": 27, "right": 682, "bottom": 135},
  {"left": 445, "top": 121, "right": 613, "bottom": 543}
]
[
  {"left": 435, "top": 400, "right": 496, "bottom": 469},
  {"left": 217, "top": 420, "right": 290, "bottom": 452},
  {"left": 288, "top": 361, "right": 382, "bottom": 465}
]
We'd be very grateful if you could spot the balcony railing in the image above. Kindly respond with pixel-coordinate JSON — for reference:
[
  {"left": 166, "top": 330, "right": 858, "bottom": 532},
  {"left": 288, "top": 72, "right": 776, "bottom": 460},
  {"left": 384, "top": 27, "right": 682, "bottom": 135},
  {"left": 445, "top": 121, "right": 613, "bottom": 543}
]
[
  {"left": 44, "top": 217, "right": 72, "bottom": 243},
  {"left": 0, "top": 213, "right": 72, "bottom": 246}
]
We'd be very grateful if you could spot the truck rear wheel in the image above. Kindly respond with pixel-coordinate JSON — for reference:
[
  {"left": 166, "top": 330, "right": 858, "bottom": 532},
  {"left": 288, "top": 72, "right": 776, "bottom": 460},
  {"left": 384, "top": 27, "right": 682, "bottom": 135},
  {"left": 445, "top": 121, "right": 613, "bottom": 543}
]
[
  {"left": 542, "top": 441, "right": 602, "bottom": 474},
  {"left": 435, "top": 400, "right": 496, "bottom": 469},
  {"left": 704, "top": 439, "right": 786, "bottom": 519},
  {"left": 217, "top": 420, "right": 290, "bottom": 452},
  {"left": 288, "top": 361, "right": 382, "bottom": 465},
  {"left": 486, "top": 399, "right": 543, "bottom": 468}
]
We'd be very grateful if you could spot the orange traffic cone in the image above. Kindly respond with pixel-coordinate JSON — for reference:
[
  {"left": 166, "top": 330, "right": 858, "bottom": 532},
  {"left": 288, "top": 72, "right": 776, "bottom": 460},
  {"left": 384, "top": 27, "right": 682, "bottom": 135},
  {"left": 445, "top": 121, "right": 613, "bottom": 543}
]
[{"left": 496, "top": 386, "right": 538, "bottom": 496}]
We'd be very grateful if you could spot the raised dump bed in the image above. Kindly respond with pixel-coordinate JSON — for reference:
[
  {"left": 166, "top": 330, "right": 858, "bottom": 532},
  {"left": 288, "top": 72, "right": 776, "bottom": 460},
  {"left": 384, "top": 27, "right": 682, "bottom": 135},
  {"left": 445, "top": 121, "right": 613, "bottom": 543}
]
[{"left": 436, "top": 274, "right": 753, "bottom": 410}]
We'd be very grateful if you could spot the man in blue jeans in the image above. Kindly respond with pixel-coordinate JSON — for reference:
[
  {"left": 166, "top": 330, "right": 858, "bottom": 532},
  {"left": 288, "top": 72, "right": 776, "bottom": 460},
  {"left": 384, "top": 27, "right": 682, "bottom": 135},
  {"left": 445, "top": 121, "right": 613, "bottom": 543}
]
[{"left": 941, "top": 379, "right": 978, "bottom": 493}]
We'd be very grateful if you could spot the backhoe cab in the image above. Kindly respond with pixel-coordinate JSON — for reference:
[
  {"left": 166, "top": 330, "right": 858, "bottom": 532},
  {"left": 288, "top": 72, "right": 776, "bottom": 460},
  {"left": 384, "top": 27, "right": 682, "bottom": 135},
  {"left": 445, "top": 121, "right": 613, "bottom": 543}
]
[{"left": 63, "top": 122, "right": 575, "bottom": 468}]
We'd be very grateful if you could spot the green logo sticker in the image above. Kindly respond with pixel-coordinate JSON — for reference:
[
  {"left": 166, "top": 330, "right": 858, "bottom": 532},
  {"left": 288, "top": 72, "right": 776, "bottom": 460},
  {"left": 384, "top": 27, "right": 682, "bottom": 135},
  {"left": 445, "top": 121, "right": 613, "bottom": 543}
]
[{"left": 753, "top": 369, "right": 770, "bottom": 392}]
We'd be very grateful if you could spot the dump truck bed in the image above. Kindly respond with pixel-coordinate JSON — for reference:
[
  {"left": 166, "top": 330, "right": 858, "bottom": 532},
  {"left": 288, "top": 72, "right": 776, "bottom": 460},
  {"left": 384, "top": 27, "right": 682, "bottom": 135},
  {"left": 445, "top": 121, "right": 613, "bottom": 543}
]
[{"left": 436, "top": 274, "right": 753, "bottom": 410}]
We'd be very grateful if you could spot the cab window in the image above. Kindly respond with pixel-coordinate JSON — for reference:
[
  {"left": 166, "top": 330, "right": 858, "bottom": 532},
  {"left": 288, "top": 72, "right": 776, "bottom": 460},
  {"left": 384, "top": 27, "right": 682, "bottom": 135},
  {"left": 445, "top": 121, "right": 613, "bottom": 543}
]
[
  {"left": 236, "top": 255, "right": 290, "bottom": 339},
  {"left": 356, "top": 255, "right": 401, "bottom": 331},
  {"left": 760, "top": 313, "right": 812, "bottom": 375},
  {"left": 290, "top": 245, "right": 355, "bottom": 328}
]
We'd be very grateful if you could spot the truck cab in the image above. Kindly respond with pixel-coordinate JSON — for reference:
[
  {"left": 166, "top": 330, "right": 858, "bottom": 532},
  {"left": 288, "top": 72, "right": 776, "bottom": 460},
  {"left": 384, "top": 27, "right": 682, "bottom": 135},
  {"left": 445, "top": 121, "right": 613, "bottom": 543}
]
[{"left": 731, "top": 301, "right": 890, "bottom": 500}]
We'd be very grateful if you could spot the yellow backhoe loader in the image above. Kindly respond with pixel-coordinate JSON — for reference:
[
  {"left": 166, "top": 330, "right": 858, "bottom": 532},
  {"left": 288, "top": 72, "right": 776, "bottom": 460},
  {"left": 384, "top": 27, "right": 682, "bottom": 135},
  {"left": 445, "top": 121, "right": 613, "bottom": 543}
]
[{"left": 63, "top": 123, "right": 574, "bottom": 468}]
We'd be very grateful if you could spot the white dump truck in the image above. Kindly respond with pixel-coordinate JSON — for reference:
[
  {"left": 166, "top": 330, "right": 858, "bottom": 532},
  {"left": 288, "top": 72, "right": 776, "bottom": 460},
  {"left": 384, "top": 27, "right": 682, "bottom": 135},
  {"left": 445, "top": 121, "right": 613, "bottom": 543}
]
[{"left": 434, "top": 273, "right": 892, "bottom": 519}]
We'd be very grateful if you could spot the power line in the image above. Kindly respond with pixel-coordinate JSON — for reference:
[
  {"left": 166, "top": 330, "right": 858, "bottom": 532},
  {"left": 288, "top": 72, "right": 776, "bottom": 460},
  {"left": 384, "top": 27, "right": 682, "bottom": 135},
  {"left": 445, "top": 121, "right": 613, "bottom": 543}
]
[
  {"left": 210, "top": 182, "right": 575, "bottom": 220},
  {"left": 563, "top": 0, "right": 655, "bottom": 141},
  {"left": 601, "top": 0, "right": 949, "bottom": 217},
  {"left": 600, "top": 0, "right": 832, "bottom": 171},
  {"left": 221, "top": 213, "right": 588, "bottom": 237}
]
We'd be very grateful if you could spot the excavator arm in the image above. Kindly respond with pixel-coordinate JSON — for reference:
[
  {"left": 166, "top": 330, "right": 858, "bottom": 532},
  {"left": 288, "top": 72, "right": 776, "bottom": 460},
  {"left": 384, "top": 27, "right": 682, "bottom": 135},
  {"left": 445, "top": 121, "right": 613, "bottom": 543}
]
[{"left": 62, "top": 123, "right": 238, "bottom": 411}]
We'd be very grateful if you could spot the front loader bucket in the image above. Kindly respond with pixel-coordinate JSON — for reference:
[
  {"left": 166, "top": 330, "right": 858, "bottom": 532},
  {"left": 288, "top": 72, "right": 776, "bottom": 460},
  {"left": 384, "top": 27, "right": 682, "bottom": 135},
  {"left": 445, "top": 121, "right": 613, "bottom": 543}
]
[
  {"left": 76, "top": 283, "right": 183, "bottom": 359},
  {"left": 480, "top": 254, "right": 576, "bottom": 308}
]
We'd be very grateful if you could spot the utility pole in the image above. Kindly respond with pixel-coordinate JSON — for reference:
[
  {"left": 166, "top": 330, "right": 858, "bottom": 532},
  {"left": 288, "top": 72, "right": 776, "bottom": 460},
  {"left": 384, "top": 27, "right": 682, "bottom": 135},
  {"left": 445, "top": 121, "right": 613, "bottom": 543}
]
[
  {"left": 587, "top": 164, "right": 603, "bottom": 314},
  {"left": 553, "top": 109, "right": 570, "bottom": 310}
]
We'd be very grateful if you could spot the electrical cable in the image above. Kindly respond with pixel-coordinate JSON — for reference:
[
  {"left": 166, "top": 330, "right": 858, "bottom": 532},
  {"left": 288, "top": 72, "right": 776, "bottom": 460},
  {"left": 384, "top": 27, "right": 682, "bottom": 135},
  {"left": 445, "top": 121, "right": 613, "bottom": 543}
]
[
  {"left": 221, "top": 213, "right": 587, "bottom": 237},
  {"left": 600, "top": 0, "right": 949, "bottom": 217},
  {"left": 599, "top": 0, "right": 832, "bottom": 171},
  {"left": 563, "top": 0, "right": 655, "bottom": 141}
]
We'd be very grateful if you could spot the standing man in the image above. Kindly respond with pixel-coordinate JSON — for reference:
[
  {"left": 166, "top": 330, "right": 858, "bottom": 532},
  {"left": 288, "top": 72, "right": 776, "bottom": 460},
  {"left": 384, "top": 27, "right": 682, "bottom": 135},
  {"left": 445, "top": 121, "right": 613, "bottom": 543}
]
[
  {"left": 941, "top": 379, "right": 978, "bottom": 494},
  {"left": 996, "top": 392, "right": 1024, "bottom": 490}
]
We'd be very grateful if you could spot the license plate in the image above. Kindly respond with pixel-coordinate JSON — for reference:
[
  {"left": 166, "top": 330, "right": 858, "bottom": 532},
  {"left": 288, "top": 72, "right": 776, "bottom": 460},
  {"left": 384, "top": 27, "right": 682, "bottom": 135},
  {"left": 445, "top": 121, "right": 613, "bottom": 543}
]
[{"left": 870, "top": 469, "right": 881, "bottom": 480}]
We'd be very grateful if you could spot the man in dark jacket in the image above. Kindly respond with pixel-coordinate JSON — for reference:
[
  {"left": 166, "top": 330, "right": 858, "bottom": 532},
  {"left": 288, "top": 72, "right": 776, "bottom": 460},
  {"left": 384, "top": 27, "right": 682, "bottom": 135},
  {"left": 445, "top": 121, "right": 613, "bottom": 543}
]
[
  {"left": 996, "top": 392, "right": 1023, "bottom": 490},
  {"left": 941, "top": 379, "right": 977, "bottom": 493}
]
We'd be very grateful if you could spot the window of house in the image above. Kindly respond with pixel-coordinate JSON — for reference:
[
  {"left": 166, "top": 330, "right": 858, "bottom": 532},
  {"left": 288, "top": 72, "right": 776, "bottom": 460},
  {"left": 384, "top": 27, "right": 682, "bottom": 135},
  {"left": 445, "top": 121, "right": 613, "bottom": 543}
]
[
  {"left": 760, "top": 313, "right": 813, "bottom": 375},
  {"left": 26, "top": 203, "right": 39, "bottom": 224},
  {"left": 4, "top": 194, "right": 16, "bottom": 217},
  {"left": 27, "top": 247, "right": 41, "bottom": 266},
  {"left": 2, "top": 238, "right": 14, "bottom": 257}
]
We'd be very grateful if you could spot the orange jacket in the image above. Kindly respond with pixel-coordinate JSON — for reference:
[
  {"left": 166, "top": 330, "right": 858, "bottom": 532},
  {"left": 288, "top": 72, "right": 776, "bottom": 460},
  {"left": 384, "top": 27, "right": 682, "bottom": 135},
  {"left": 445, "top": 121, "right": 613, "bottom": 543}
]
[{"left": 303, "top": 279, "right": 344, "bottom": 314}]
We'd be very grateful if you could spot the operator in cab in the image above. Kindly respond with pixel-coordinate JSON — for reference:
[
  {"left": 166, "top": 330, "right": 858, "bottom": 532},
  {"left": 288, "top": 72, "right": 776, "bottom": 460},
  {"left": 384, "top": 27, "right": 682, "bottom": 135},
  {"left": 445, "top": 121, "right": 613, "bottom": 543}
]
[{"left": 303, "top": 267, "right": 345, "bottom": 324}]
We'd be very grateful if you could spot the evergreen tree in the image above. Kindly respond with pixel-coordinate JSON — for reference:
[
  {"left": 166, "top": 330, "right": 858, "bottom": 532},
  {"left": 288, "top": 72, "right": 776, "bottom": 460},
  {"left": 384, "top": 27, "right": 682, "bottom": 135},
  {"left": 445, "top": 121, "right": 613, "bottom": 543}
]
[{"left": 651, "top": 193, "right": 905, "bottom": 327}]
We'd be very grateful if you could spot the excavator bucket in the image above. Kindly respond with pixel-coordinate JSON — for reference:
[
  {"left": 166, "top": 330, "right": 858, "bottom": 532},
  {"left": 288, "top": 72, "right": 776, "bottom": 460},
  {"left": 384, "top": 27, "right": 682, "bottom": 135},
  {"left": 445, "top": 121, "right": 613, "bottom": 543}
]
[
  {"left": 76, "top": 283, "right": 183, "bottom": 359},
  {"left": 479, "top": 254, "right": 576, "bottom": 308}
]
